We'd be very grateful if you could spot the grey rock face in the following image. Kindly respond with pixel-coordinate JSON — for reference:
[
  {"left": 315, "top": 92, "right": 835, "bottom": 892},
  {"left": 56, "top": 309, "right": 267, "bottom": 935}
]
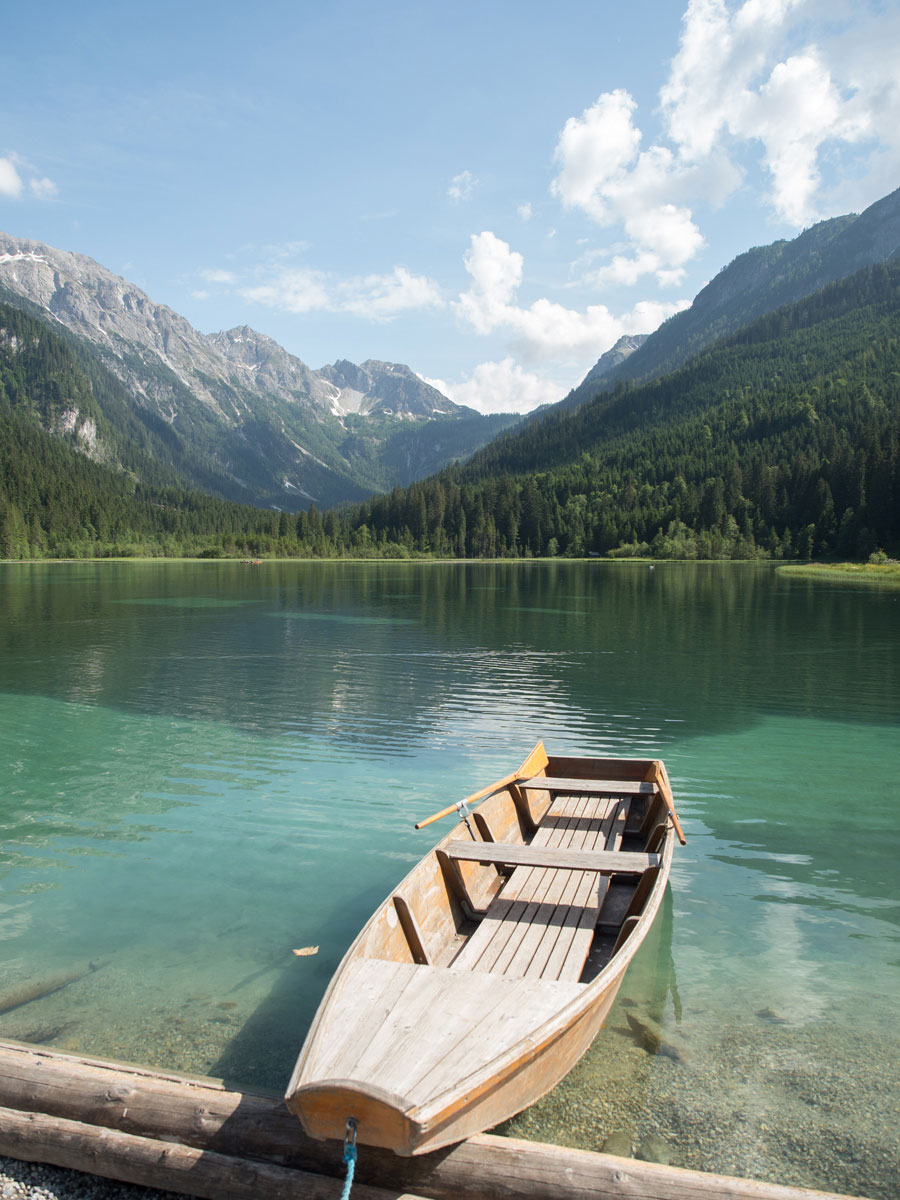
[
  {"left": 579, "top": 334, "right": 650, "bottom": 389},
  {"left": 0, "top": 233, "right": 500, "bottom": 507},
  {"left": 319, "top": 358, "right": 463, "bottom": 418},
  {"left": 0, "top": 237, "right": 353, "bottom": 420}
]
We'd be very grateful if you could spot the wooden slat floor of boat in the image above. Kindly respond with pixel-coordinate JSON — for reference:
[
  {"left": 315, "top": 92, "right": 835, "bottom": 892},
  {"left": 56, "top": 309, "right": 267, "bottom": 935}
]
[
  {"left": 450, "top": 791, "right": 632, "bottom": 983},
  {"left": 298, "top": 958, "right": 584, "bottom": 1106},
  {"left": 519, "top": 776, "right": 658, "bottom": 796}
]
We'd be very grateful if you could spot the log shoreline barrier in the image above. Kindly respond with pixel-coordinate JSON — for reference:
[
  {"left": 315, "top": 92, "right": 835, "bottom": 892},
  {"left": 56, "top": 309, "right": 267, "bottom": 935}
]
[{"left": 0, "top": 1040, "right": 869, "bottom": 1200}]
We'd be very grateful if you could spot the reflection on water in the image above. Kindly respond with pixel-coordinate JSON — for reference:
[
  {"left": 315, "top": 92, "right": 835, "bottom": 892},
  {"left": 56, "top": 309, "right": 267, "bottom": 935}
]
[{"left": 0, "top": 561, "right": 898, "bottom": 1197}]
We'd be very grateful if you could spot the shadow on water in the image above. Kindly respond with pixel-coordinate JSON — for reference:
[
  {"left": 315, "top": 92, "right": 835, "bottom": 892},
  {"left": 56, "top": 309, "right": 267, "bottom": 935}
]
[{"left": 207, "top": 878, "right": 388, "bottom": 1094}]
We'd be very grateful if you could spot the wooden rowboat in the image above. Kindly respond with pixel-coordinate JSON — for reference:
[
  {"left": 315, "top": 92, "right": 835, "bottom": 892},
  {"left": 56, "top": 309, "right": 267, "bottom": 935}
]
[{"left": 285, "top": 742, "right": 685, "bottom": 1156}]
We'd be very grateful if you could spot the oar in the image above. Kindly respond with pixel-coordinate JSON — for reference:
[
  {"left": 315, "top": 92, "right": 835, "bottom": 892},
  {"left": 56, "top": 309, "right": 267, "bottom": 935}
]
[
  {"left": 648, "top": 759, "right": 686, "bottom": 845},
  {"left": 415, "top": 741, "right": 547, "bottom": 830}
]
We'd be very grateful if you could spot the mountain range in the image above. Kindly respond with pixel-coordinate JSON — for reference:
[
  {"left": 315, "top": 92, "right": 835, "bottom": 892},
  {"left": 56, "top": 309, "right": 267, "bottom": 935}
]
[
  {"left": 2, "top": 185, "right": 900, "bottom": 560},
  {"left": 0, "top": 235, "right": 516, "bottom": 510}
]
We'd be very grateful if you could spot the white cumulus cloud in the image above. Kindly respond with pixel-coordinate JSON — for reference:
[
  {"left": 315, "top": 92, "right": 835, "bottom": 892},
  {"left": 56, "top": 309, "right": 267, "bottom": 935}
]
[
  {"left": 550, "top": 0, "right": 900, "bottom": 285},
  {"left": 453, "top": 231, "right": 688, "bottom": 363},
  {"left": 0, "top": 154, "right": 58, "bottom": 201},
  {"left": 0, "top": 158, "right": 24, "bottom": 198},
  {"left": 659, "top": 0, "right": 889, "bottom": 226},
  {"left": 424, "top": 358, "right": 563, "bottom": 415},
  {"left": 552, "top": 90, "right": 643, "bottom": 224},
  {"left": 747, "top": 50, "right": 871, "bottom": 226},
  {"left": 551, "top": 93, "right": 704, "bottom": 286}
]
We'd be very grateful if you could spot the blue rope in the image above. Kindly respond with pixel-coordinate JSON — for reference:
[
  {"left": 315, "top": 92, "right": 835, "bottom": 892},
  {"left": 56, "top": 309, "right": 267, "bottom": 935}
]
[
  {"left": 340, "top": 1119, "right": 358, "bottom": 1200},
  {"left": 340, "top": 1141, "right": 357, "bottom": 1200}
]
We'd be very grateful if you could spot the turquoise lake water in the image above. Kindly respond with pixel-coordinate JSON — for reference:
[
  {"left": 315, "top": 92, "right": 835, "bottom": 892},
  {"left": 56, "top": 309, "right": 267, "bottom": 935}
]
[{"left": 0, "top": 560, "right": 897, "bottom": 1197}]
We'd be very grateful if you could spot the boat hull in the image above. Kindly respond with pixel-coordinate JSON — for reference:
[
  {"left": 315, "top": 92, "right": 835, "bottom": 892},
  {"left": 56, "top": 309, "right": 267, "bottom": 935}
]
[{"left": 286, "top": 747, "right": 680, "bottom": 1155}]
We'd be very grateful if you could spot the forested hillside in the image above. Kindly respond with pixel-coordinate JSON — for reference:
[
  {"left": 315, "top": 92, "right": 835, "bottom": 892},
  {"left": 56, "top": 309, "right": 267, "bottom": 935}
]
[
  {"left": 331, "top": 263, "right": 900, "bottom": 560},
  {"left": 0, "top": 306, "right": 325, "bottom": 558}
]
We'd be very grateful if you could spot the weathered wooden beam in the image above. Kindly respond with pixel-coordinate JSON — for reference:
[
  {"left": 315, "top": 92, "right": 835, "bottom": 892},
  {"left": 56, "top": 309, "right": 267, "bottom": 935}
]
[
  {"left": 446, "top": 841, "right": 658, "bottom": 874},
  {"left": 0, "top": 1042, "right": 868, "bottom": 1200},
  {"left": 0, "top": 1105, "right": 417, "bottom": 1200}
]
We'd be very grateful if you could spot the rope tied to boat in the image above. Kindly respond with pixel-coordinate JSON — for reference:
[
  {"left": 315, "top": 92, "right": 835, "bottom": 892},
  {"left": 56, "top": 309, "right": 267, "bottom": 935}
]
[{"left": 340, "top": 1117, "right": 358, "bottom": 1200}]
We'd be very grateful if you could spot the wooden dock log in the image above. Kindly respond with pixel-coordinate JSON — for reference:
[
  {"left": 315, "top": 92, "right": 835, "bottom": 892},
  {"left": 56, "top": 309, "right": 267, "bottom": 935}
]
[
  {"left": 0, "top": 1040, "right": 869, "bottom": 1200},
  {"left": 0, "top": 1105, "right": 416, "bottom": 1200}
]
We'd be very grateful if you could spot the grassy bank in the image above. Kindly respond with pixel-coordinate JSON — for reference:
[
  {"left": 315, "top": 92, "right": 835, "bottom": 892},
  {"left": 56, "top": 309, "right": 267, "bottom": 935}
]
[{"left": 776, "top": 561, "right": 900, "bottom": 586}]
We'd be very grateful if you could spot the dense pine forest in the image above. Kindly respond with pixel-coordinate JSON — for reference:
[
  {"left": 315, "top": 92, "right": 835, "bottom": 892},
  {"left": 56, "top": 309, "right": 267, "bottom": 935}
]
[
  {"left": 1, "top": 263, "right": 899, "bottom": 560},
  {"left": 338, "top": 263, "right": 900, "bottom": 561}
]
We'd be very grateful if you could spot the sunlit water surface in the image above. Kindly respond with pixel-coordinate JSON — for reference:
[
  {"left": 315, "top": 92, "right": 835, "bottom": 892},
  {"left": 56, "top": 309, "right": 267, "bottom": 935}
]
[{"left": 1, "top": 561, "right": 897, "bottom": 1197}]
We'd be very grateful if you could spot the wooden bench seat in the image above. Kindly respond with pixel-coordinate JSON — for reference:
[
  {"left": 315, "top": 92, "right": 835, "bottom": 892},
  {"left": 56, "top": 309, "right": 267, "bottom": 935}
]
[
  {"left": 450, "top": 791, "right": 634, "bottom": 983},
  {"left": 518, "top": 775, "right": 658, "bottom": 796},
  {"left": 446, "top": 841, "right": 658, "bottom": 875}
]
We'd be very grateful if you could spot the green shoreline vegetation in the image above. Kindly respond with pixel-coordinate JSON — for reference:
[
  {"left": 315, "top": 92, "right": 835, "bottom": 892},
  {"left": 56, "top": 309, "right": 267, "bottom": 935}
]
[{"left": 776, "top": 559, "right": 900, "bottom": 585}]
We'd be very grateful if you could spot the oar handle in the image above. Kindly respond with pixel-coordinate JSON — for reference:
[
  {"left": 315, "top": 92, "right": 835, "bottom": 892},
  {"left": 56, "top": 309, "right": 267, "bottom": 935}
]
[
  {"left": 668, "top": 806, "right": 687, "bottom": 846},
  {"left": 415, "top": 803, "right": 462, "bottom": 830}
]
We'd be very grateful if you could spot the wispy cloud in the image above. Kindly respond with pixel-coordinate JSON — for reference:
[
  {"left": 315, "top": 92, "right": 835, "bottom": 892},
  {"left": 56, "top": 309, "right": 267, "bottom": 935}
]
[
  {"left": 239, "top": 264, "right": 443, "bottom": 321},
  {"left": 200, "top": 267, "right": 237, "bottom": 284},
  {"left": 28, "top": 176, "right": 58, "bottom": 199},
  {"left": 448, "top": 170, "right": 477, "bottom": 203}
]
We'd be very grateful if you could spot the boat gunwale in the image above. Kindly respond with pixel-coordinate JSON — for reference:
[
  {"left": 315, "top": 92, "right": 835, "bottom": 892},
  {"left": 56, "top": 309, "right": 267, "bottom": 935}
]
[{"left": 287, "top": 753, "right": 676, "bottom": 1133}]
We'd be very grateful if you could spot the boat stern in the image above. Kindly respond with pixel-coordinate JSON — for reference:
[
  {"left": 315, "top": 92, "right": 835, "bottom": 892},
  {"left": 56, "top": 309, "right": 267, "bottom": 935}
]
[{"left": 286, "top": 1078, "right": 422, "bottom": 1157}]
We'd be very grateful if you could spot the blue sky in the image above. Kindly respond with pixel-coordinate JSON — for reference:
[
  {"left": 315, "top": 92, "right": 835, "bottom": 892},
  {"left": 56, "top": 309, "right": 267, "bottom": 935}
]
[{"left": 2, "top": 0, "right": 899, "bottom": 412}]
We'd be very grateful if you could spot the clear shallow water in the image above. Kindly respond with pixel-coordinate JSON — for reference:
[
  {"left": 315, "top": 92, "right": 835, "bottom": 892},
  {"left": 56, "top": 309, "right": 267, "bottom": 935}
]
[{"left": 1, "top": 561, "right": 897, "bottom": 1197}]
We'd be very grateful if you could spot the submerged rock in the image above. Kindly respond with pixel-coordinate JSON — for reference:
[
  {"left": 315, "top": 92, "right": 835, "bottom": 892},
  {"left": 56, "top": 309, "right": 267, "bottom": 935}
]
[
  {"left": 625, "top": 1010, "right": 691, "bottom": 1064},
  {"left": 601, "top": 1131, "right": 634, "bottom": 1157},
  {"left": 636, "top": 1134, "right": 671, "bottom": 1164},
  {"left": 756, "top": 1006, "right": 789, "bottom": 1024}
]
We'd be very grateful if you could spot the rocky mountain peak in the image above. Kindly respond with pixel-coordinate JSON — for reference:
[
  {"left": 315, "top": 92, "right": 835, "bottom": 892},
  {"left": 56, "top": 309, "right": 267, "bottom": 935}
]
[
  {"left": 579, "top": 334, "right": 650, "bottom": 388},
  {"left": 0, "top": 230, "right": 513, "bottom": 510},
  {"left": 318, "top": 357, "right": 460, "bottom": 418}
]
